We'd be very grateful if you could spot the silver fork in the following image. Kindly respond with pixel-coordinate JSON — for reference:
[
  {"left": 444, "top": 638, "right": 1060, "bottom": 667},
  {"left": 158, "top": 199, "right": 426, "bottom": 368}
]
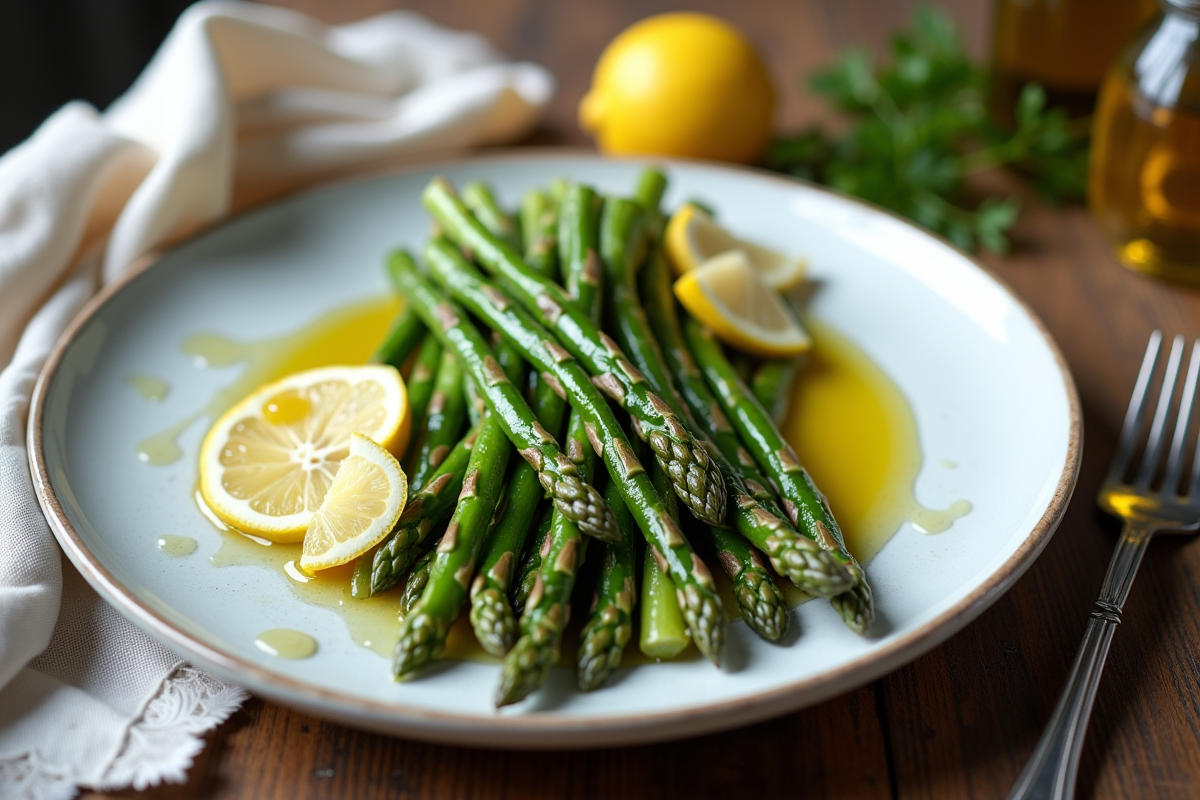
[{"left": 1008, "top": 331, "right": 1200, "bottom": 800}]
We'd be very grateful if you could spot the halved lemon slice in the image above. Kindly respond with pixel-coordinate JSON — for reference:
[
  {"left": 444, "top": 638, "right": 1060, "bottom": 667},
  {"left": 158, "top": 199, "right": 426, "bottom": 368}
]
[
  {"left": 198, "top": 364, "right": 409, "bottom": 542},
  {"left": 300, "top": 433, "right": 407, "bottom": 573},
  {"left": 665, "top": 203, "right": 806, "bottom": 291},
  {"left": 674, "top": 250, "right": 812, "bottom": 358}
]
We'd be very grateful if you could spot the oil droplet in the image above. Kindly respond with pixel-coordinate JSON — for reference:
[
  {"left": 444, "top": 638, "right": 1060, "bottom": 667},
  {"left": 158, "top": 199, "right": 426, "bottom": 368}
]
[
  {"left": 255, "top": 628, "right": 317, "bottom": 659},
  {"left": 137, "top": 417, "right": 198, "bottom": 465},
  {"left": 157, "top": 535, "right": 197, "bottom": 557},
  {"left": 263, "top": 393, "right": 311, "bottom": 426},
  {"left": 910, "top": 499, "right": 974, "bottom": 534},
  {"left": 126, "top": 374, "right": 169, "bottom": 402},
  {"left": 183, "top": 333, "right": 269, "bottom": 368},
  {"left": 137, "top": 297, "right": 400, "bottom": 466}
]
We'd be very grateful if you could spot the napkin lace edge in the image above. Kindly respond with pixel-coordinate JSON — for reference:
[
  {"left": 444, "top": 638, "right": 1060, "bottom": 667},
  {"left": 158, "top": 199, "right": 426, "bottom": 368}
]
[{"left": 0, "top": 664, "right": 247, "bottom": 800}]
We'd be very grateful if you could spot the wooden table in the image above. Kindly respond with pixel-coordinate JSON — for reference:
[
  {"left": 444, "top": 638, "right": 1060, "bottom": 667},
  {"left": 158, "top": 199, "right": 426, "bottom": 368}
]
[{"left": 89, "top": 1, "right": 1200, "bottom": 797}]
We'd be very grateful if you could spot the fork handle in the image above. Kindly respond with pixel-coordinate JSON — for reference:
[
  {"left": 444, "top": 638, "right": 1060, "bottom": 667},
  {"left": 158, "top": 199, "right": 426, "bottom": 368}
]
[{"left": 1007, "top": 520, "right": 1155, "bottom": 800}]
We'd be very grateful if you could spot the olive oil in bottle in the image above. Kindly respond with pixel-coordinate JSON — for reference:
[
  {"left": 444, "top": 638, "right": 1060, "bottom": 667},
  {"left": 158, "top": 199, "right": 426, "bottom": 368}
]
[
  {"left": 1089, "top": 2, "right": 1200, "bottom": 282},
  {"left": 992, "top": 0, "right": 1158, "bottom": 125}
]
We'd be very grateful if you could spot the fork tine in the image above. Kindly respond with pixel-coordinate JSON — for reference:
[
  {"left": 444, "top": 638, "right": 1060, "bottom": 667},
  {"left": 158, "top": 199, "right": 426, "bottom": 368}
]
[
  {"left": 1163, "top": 339, "right": 1200, "bottom": 495},
  {"left": 1110, "top": 331, "right": 1163, "bottom": 484},
  {"left": 1135, "top": 334, "right": 1184, "bottom": 488}
]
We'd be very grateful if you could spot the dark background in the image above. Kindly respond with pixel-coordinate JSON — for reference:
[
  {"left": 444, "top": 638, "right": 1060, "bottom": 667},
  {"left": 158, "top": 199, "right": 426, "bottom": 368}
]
[{"left": 0, "top": 0, "right": 192, "bottom": 153}]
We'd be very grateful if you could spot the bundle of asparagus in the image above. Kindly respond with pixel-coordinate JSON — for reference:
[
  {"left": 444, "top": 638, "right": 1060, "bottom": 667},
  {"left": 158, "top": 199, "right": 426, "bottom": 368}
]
[{"left": 358, "top": 168, "right": 874, "bottom": 707}]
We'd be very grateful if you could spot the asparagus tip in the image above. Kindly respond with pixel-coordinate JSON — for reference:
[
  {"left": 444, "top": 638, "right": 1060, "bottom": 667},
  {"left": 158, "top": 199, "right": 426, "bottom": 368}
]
[{"left": 469, "top": 587, "right": 518, "bottom": 658}]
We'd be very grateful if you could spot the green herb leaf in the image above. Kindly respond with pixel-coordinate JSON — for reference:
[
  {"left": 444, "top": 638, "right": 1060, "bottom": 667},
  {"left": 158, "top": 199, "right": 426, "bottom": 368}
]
[{"left": 765, "top": 5, "right": 1089, "bottom": 253}]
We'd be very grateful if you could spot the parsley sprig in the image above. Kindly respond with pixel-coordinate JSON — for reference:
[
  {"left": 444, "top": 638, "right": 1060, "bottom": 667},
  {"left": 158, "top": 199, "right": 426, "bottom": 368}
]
[{"left": 764, "top": 7, "right": 1089, "bottom": 253}]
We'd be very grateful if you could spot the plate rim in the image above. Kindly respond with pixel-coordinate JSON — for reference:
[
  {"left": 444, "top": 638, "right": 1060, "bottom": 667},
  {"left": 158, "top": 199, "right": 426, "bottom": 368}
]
[{"left": 27, "top": 149, "right": 1082, "bottom": 746}]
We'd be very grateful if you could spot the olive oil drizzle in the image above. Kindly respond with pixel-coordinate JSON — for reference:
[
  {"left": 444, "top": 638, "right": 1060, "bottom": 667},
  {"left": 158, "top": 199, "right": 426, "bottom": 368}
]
[{"left": 178, "top": 301, "right": 970, "bottom": 664}]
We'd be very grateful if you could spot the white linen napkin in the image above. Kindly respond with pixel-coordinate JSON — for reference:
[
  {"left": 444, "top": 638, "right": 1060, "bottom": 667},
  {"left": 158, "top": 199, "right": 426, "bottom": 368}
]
[{"left": 0, "top": 3, "right": 552, "bottom": 797}]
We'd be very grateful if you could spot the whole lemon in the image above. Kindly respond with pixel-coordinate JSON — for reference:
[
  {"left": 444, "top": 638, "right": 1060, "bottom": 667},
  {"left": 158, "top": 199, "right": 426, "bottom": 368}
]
[{"left": 579, "top": 13, "right": 775, "bottom": 164}]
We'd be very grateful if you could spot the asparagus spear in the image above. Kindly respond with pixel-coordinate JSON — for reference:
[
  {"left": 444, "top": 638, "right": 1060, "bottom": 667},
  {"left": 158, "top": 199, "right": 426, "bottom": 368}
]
[
  {"left": 463, "top": 374, "right": 485, "bottom": 427},
  {"left": 371, "top": 302, "right": 426, "bottom": 369},
  {"left": 422, "top": 178, "right": 727, "bottom": 529},
  {"left": 684, "top": 318, "right": 875, "bottom": 635},
  {"left": 512, "top": 508, "right": 554, "bottom": 615},
  {"left": 642, "top": 441, "right": 697, "bottom": 660},
  {"left": 389, "top": 251, "right": 617, "bottom": 543},
  {"left": 420, "top": 243, "right": 726, "bottom": 664},
  {"left": 406, "top": 349, "right": 468, "bottom": 491},
  {"left": 367, "top": 425, "right": 478, "bottom": 596},
  {"left": 703, "top": 524, "right": 789, "bottom": 642},
  {"left": 401, "top": 337, "right": 443, "bottom": 459},
  {"left": 462, "top": 181, "right": 521, "bottom": 250},
  {"left": 577, "top": 476, "right": 638, "bottom": 691},
  {"left": 400, "top": 544, "right": 437, "bottom": 618},
  {"left": 498, "top": 195, "right": 604, "bottom": 705},
  {"left": 751, "top": 358, "right": 801, "bottom": 427},
  {"left": 393, "top": 341, "right": 522, "bottom": 678},
  {"left": 632, "top": 167, "right": 668, "bottom": 229},
  {"left": 607, "top": 196, "right": 852, "bottom": 599},
  {"left": 469, "top": 376, "right": 569, "bottom": 657},
  {"left": 496, "top": 415, "right": 594, "bottom": 706},
  {"left": 557, "top": 184, "right": 602, "bottom": 309},
  {"left": 467, "top": 183, "right": 573, "bottom": 655},
  {"left": 520, "top": 189, "right": 560, "bottom": 280},
  {"left": 640, "top": 543, "right": 690, "bottom": 659}
]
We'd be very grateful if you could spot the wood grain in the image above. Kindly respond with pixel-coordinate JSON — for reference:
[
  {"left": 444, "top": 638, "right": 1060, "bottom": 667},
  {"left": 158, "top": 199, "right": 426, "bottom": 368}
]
[{"left": 86, "top": 0, "right": 1200, "bottom": 797}]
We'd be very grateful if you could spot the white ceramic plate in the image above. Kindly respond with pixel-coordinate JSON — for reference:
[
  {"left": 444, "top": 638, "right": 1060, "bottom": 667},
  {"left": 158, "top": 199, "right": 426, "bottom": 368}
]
[{"left": 30, "top": 153, "right": 1080, "bottom": 748}]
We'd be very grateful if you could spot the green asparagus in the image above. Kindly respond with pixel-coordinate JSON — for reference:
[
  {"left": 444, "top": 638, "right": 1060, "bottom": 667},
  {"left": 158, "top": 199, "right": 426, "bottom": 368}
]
[
  {"left": 422, "top": 177, "right": 727, "bottom": 528},
  {"left": 684, "top": 317, "right": 874, "bottom": 635},
  {"left": 643, "top": 441, "right": 698, "bottom": 662},
  {"left": 512, "top": 508, "right": 554, "bottom": 614},
  {"left": 520, "top": 189, "right": 560, "bottom": 280},
  {"left": 421, "top": 242, "right": 726, "bottom": 663},
  {"left": 557, "top": 184, "right": 602, "bottom": 314},
  {"left": 640, "top": 546, "right": 690, "bottom": 659},
  {"left": 401, "top": 337, "right": 443, "bottom": 458},
  {"left": 469, "top": 370, "right": 570, "bottom": 657},
  {"left": 704, "top": 524, "right": 789, "bottom": 642},
  {"left": 577, "top": 476, "right": 638, "bottom": 690},
  {"left": 368, "top": 425, "right": 478, "bottom": 596},
  {"left": 498, "top": 197, "right": 604, "bottom": 705},
  {"left": 605, "top": 193, "right": 852, "bottom": 599},
  {"left": 462, "top": 181, "right": 520, "bottom": 250},
  {"left": 371, "top": 302, "right": 425, "bottom": 369},
  {"left": 751, "top": 358, "right": 801, "bottom": 427},
  {"left": 390, "top": 251, "right": 617, "bottom": 543},
  {"left": 496, "top": 415, "right": 593, "bottom": 706},
  {"left": 406, "top": 349, "right": 468, "bottom": 491},
  {"left": 638, "top": 241, "right": 852, "bottom": 598},
  {"left": 393, "top": 341, "right": 522, "bottom": 678},
  {"left": 400, "top": 545, "right": 437, "bottom": 618}
]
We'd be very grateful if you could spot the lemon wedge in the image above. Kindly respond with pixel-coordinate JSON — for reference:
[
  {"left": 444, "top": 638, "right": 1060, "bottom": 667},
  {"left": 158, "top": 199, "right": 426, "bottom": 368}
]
[
  {"left": 665, "top": 204, "right": 806, "bottom": 291},
  {"left": 300, "top": 433, "right": 408, "bottom": 573},
  {"left": 674, "top": 250, "right": 812, "bottom": 358},
  {"left": 198, "top": 364, "right": 410, "bottom": 542}
]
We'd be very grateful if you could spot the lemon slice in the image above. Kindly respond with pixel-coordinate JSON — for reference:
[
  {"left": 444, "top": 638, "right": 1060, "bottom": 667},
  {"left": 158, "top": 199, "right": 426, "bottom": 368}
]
[
  {"left": 198, "top": 364, "right": 409, "bottom": 542},
  {"left": 665, "top": 203, "right": 806, "bottom": 290},
  {"left": 674, "top": 250, "right": 812, "bottom": 358},
  {"left": 300, "top": 433, "right": 408, "bottom": 573}
]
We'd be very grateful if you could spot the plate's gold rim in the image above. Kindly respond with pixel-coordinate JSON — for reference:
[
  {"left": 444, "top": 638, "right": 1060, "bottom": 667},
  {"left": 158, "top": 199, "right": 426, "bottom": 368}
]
[{"left": 27, "top": 149, "right": 1082, "bottom": 747}]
